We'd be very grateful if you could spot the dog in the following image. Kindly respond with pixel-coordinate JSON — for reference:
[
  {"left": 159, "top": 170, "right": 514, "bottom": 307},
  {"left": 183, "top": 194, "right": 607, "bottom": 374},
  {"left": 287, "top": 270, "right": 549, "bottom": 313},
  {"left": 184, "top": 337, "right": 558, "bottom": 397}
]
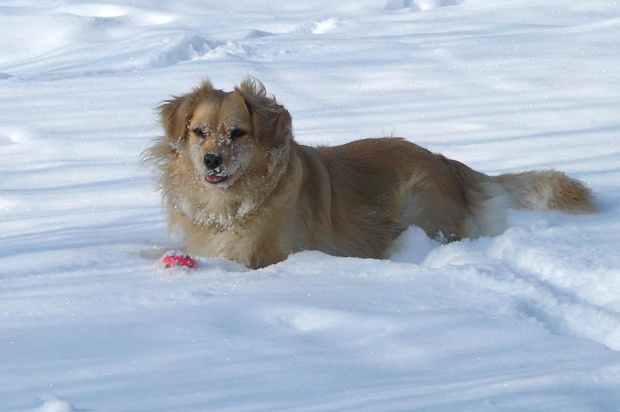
[{"left": 143, "top": 77, "right": 594, "bottom": 269}]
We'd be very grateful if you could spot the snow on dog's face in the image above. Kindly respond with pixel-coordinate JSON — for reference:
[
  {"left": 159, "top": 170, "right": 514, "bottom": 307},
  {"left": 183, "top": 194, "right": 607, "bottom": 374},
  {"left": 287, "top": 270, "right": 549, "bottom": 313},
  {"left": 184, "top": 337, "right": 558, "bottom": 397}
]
[
  {"left": 158, "top": 78, "right": 293, "bottom": 192},
  {"left": 186, "top": 91, "right": 255, "bottom": 189}
]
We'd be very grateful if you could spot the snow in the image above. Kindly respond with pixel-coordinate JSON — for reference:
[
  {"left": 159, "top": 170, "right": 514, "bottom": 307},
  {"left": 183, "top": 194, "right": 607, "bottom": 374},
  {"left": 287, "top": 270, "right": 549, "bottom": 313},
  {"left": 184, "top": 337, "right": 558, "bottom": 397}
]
[{"left": 1, "top": 0, "right": 619, "bottom": 410}]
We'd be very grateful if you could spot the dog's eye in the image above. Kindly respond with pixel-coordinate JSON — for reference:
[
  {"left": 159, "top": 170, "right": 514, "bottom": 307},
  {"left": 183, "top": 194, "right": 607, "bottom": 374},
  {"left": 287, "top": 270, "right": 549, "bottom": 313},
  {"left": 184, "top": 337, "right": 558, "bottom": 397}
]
[
  {"left": 229, "top": 129, "right": 247, "bottom": 140},
  {"left": 192, "top": 128, "right": 207, "bottom": 139}
]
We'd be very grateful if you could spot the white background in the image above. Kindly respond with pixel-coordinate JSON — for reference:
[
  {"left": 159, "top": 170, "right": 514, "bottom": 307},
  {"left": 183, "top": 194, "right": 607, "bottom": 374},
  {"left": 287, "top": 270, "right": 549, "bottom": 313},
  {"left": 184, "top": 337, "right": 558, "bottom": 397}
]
[{"left": 1, "top": 0, "right": 619, "bottom": 410}]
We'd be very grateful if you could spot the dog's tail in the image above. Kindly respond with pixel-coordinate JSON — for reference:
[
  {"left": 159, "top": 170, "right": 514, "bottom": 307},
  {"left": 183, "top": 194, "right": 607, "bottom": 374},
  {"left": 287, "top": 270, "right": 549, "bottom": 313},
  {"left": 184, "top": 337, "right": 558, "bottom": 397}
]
[
  {"left": 492, "top": 170, "right": 595, "bottom": 214},
  {"left": 459, "top": 166, "right": 595, "bottom": 238}
]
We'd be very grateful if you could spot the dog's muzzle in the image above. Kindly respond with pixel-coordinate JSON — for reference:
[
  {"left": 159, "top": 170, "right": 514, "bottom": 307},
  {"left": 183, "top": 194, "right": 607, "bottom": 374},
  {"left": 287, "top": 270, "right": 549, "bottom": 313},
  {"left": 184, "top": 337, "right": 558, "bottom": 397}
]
[{"left": 203, "top": 152, "right": 228, "bottom": 184}]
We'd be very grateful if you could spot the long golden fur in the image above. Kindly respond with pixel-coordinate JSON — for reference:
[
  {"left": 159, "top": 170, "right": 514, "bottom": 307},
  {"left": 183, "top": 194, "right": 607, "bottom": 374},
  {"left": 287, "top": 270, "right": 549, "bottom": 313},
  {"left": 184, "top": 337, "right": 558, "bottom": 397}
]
[{"left": 144, "top": 77, "right": 595, "bottom": 269}]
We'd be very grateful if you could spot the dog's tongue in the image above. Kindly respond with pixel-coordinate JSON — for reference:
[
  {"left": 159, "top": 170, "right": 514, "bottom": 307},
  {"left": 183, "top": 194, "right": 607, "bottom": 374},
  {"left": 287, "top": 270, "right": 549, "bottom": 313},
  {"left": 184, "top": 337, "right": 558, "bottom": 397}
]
[{"left": 206, "top": 174, "right": 224, "bottom": 184}]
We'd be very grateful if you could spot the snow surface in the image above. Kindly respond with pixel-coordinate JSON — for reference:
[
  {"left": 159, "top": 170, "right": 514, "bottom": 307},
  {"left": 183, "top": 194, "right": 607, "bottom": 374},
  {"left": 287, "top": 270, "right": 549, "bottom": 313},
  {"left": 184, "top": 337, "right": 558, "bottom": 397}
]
[{"left": 1, "top": 0, "right": 620, "bottom": 410}]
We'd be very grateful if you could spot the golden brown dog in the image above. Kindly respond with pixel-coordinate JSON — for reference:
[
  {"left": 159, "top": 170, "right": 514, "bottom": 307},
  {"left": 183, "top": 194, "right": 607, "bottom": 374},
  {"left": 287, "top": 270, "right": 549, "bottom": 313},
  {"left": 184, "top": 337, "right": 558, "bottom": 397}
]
[{"left": 144, "top": 77, "right": 594, "bottom": 268}]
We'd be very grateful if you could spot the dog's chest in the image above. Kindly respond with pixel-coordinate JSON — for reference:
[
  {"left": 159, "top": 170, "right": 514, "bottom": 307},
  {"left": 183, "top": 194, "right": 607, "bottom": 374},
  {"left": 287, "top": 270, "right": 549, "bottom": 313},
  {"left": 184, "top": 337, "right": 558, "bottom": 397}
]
[{"left": 197, "top": 218, "right": 287, "bottom": 268}]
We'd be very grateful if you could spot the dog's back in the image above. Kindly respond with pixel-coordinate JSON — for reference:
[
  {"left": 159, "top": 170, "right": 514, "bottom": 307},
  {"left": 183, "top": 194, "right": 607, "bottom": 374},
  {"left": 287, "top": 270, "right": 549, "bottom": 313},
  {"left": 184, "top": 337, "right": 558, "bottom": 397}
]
[
  {"left": 291, "top": 138, "right": 594, "bottom": 258},
  {"left": 293, "top": 138, "right": 479, "bottom": 257}
]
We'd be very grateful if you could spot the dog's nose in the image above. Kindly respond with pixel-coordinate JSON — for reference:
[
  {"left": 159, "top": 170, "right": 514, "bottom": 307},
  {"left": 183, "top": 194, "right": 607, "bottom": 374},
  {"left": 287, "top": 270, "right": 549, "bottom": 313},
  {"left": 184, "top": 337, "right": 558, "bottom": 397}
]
[{"left": 204, "top": 153, "right": 223, "bottom": 170}]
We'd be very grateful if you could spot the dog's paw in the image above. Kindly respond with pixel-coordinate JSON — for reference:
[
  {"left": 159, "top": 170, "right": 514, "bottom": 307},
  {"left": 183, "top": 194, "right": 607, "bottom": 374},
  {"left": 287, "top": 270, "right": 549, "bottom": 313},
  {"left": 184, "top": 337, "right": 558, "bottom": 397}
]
[{"left": 157, "top": 250, "right": 197, "bottom": 271}]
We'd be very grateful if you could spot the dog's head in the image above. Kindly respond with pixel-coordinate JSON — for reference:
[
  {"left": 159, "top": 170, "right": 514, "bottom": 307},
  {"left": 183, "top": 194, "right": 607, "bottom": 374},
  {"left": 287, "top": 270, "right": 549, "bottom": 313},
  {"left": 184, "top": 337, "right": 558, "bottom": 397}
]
[{"left": 159, "top": 77, "right": 293, "bottom": 189}]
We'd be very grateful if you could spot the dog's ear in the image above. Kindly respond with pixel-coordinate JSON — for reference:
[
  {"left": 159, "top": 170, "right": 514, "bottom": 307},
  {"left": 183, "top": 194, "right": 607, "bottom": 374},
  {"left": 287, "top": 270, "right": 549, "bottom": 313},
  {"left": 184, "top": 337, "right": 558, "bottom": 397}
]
[
  {"left": 159, "top": 80, "right": 214, "bottom": 143},
  {"left": 235, "top": 77, "right": 292, "bottom": 150}
]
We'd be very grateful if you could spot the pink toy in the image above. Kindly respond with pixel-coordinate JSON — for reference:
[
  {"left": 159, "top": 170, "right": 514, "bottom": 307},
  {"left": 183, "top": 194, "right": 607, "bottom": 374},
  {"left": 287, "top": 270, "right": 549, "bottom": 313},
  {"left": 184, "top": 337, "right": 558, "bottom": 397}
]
[{"left": 157, "top": 251, "right": 197, "bottom": 270}]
